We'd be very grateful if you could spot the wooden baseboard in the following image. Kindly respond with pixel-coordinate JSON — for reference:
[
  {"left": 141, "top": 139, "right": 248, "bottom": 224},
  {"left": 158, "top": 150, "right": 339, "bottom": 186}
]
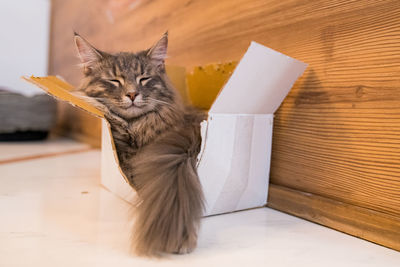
[
  {"left": 267, "top": 184, "right": 400, "bottom": 251},
  {"left": 52, "top": 103, "right": 102, "bottom": 148}
]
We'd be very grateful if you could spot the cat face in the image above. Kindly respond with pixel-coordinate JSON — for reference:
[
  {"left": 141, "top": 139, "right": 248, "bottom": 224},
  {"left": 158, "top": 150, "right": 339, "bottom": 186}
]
[{"left": 74, "top": 32, "right": 175, "bottom": 120}]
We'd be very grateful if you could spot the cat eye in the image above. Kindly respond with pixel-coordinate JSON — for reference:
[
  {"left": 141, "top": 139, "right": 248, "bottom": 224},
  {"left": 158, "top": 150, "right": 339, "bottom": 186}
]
[
  {"left": 108, "top": 79, "right": 122, "bottom": 87},
  {"left": 137, "top": 76, "right": 151, "bottom": 86}
]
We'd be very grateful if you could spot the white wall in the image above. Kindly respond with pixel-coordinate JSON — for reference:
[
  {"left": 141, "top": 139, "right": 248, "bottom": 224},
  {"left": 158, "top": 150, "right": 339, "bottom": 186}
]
[{"left": 0, "top": 0, "right": 50, "bottom": 97}]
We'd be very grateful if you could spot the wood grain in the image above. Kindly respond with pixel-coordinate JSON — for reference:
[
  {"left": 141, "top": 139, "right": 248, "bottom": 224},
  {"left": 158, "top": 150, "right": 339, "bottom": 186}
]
[
  {"left": 268, "top": 184, "right": 400, "bottom": 251},
  {"left": 49, "top": 0, "right": 400, "bottom": 249},
  {"left": 269, "top": 0, "right": 400, "bottom": 217}
]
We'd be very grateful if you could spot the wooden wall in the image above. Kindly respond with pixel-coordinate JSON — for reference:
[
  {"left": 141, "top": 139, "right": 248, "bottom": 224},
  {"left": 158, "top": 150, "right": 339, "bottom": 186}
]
[{"left": 49, "top": 0, "right": 400, "bottom": 250}]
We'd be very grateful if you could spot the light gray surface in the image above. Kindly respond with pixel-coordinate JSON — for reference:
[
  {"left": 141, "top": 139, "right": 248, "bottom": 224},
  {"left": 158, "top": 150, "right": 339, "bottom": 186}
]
[
  {"left": 0, "top": 90, "right": 56, "bottom": 132},
  {"left": 0, "top": 145, "right": 399, "bottom": 267}
]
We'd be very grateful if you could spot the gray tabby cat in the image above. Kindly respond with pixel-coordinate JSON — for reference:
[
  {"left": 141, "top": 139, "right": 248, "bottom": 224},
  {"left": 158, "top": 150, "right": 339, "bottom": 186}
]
[{"left": 73, "top": 32, "right": 206, "bottom": 256}]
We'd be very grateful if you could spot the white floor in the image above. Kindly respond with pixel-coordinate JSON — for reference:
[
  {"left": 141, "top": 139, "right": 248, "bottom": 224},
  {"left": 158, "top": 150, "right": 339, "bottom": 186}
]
[{"left": 0, "top": 139, "right": 399, "bottom": 267}]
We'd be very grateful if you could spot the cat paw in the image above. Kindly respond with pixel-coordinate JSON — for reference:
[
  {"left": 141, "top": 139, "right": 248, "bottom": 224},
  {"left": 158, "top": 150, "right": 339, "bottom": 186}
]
[
  {"left": 173, "top": 238, "right": 197, "bottom": 254},
  {"left": 173, "top": 247, "right": 194, "bottom": 254}
]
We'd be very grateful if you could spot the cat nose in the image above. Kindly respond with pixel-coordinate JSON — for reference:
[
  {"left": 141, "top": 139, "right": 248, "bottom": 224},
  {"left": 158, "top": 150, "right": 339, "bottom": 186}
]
[{"left": 126, "top": 92, "right": 138, "bottom": 101}]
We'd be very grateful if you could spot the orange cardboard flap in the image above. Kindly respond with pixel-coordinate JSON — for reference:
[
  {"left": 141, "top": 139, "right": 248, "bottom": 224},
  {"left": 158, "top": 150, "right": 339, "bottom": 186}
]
[{"left": 22, "top": 75, "right": 105, "bottom": 118}]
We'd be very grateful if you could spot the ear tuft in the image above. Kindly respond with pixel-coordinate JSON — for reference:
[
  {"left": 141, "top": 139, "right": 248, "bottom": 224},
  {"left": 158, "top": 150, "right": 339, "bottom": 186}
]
[
  {"left": 147, "top": 32, "right": 168, "bottom": 68},
  {"left": 74, "top": 33, "right": 103, "bottom": 70}
]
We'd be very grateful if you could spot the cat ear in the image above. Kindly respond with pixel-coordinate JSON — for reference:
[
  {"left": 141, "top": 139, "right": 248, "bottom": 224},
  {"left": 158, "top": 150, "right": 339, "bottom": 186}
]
[
  {"left": 74, "top": 32, "right": 103, "bottom": 71},
  {"left": 147, "top": 32, "right": 168, "bottom": 68}
]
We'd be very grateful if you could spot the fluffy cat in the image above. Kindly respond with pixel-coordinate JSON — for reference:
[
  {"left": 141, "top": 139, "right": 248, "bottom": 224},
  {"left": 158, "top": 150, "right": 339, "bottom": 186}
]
[{"left": 73, "top": 32, "right": 205, "bottom": 256}]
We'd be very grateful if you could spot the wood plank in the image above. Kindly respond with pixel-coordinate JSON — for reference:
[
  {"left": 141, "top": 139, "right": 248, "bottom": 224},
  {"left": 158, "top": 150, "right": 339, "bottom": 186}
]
[
  {"left": 267, "top": 184, "right": 400, "bottom": 251},
  {"left": 270, "top": 0, "right": 400, "bottom": 217},
  {"left": 50, "top": 0, "right": 400, "bottom": 73}
]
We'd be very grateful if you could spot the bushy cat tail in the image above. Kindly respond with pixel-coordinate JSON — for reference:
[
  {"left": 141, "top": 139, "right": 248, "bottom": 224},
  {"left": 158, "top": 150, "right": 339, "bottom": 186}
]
[{"left": 130, "top": 128, "right": 204, "bottom": 256}]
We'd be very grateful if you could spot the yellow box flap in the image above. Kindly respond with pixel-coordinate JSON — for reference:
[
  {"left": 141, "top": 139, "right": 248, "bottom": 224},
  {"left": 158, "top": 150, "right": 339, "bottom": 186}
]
[{"left": 22, "top": 75, "right": 105, "bottom": 118}]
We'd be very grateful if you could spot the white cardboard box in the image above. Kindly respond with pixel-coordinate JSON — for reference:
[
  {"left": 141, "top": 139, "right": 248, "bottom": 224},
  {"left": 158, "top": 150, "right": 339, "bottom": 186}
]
[{"left": 101, "top": 42, "right": 308, "bottom": 216}]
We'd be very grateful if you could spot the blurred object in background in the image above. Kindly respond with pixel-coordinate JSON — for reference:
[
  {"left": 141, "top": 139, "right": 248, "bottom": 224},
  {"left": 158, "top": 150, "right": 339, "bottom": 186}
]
[
  {"left": 0, "top": 0, "right": 55, "bottom": 141},
  {"left": 0, "top": 90, "right": 56, "bottom": 141}
]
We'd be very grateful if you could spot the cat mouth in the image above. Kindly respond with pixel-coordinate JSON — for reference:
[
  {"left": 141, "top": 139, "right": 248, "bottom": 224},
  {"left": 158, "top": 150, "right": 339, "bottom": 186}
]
[
  {"left": 125, "top": 102, "right": 145, "bottom": 110},
  {"left": 114, "top": 104, "right": 145, "bottom": 119}
]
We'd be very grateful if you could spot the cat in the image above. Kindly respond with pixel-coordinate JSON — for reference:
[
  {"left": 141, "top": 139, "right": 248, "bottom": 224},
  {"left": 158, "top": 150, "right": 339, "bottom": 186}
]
[{"left": 73, "top": 32, "right": 206, "bottom": 256}]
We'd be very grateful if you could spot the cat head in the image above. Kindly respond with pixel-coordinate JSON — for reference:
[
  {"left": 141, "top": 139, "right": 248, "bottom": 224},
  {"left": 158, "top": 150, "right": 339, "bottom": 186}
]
[{"left": 74, "top": 32, "right": 179, "bottom": 120}]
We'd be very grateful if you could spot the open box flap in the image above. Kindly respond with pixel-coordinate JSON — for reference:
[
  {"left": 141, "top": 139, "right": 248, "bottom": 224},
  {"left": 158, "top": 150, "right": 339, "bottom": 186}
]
[
  {"left": 22, "top": 76, "right": 105, "bottom": 118},
  {"left": 209, "top": 42, "right": 308, "bottom": 114}
]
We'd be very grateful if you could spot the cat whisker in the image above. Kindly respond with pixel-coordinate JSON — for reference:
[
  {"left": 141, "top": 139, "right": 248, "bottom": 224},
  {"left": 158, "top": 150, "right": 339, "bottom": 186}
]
[
  {"left": 70, "top": 91, "right": 102, "bottom": 100},
  {"left": 146, "top": 98, "right": 173, "bottom": 107},
  {"left": 70, "top": 91, "right": 110, "bottom": 113}
]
